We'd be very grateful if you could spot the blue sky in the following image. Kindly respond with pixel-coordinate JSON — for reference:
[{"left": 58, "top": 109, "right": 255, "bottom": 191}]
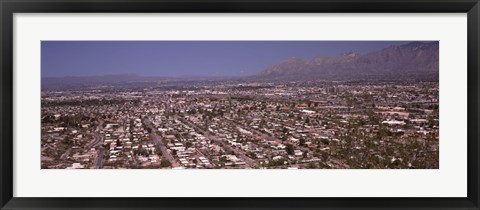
[{"left": 41, "top": 41, "right": 410, "bottom": 78}]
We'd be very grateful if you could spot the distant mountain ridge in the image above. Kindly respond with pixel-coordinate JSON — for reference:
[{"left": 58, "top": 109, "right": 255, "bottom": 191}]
[
  {"left": 256, "top": 41, "right": 439, "bottom": 81},
  {"left": 41, "top": 74, "right": 239, "bottom": 90}
]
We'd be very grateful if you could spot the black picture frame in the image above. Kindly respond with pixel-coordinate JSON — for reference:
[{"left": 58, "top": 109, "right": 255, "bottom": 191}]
[{"left": 1, "top": 0, "right": 479, "bottom": 209}]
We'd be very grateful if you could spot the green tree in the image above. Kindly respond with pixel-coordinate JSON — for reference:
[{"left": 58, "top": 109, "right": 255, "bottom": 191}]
[
  {"left": 286, "top": 144, "right": 295, "bottom": 155},
  {"left": 160, "top": 159, "right": 172, "bottom": 168},
  {"left": 155, "top": 148, "right": 163, "bottom": 156},
  {"left": 299, "top": 138, "right": 306, "bottom": 146}
]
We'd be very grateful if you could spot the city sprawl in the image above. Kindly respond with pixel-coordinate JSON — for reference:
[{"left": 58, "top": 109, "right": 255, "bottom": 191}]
[{"left": 41, "top": 80, "right": 439, "bottom": 169}]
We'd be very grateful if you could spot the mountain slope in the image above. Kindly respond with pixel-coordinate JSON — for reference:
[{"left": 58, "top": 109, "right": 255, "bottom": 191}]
[{"left": 256, "top": 41, "right": 439, "bottom": 81}]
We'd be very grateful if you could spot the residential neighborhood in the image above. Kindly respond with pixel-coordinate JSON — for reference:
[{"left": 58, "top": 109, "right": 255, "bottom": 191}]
[{"left": 41, "top": 80, "right": 439, "bottom": 169}]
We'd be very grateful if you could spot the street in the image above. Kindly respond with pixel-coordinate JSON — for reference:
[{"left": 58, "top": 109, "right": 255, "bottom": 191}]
[
  {"left": 143, "top": 118, "right": 178, "bottom": 166},
  {"left": 95, "top": 147, "right": 105, "bottom": 169}
]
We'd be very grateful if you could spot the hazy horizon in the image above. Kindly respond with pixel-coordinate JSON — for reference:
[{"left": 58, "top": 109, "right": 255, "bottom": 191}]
[{"left": 41, "top": 41, "right": 413, "bottom": 78}]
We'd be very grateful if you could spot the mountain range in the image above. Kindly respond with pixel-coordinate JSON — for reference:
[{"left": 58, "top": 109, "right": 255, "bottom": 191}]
[
  {"left": 256, "top": 41, "right": 438, "bottom": 81},
  {"left": 42, "top": 41, "right": 438, "bottom": 89}
]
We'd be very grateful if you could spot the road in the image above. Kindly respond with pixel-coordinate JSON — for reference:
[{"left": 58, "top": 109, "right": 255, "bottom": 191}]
[
  {"left": 95, "top": 147, "right": 105, "bottom": 169},
  {"left": 88, "top": 120, "right": 105, "bottom": 168},
  {"left": 60, "top": 149, "right": 71, "bottom": 160},
  {"left": 143, "top": 118, "right": 178, "bottom": 166},
  {"left": 85, "top": 120, "right": 104, "bottom": 149},
  {"left": 178, "top": 118, "right": 255, "bottom": 168},
  {"left": 85, "top": 133, "right": 103, "bottom": 149}
]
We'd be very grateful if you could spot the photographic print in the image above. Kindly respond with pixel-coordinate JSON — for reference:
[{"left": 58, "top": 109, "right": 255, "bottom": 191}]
[{"left": 41, "top": 41, "right": 439, "bottom": 169}]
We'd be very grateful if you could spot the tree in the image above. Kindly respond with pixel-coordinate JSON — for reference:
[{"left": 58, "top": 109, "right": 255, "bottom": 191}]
[
  {"left": 307, "top": 162, "right": 318, "bottom": 169},
  {"left": 155, "top": 148, "right": 163, "bottom": 156},
  {"left": 246, "top": 151, "right": 256, "bottom": 158},
  {"left": 367, "top": 110, "right": 380, "bottom": 124},
  {"left": 64, "top": 136, "right": 73, "bottom": 146},
  {"left": 160, "top": 159, "right": 172, "bottom": 168},
  {"left": 299, "top": 138, "right": 306, "bottom": 146},
  {"left": 286, "top": 144, "right": 295, "bottom": 155}
]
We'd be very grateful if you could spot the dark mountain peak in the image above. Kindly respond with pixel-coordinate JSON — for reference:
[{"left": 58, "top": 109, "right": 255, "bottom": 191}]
[
  {"left": 382, "top": 42, "right": 437, "bottom": 52},
  {"left": 403, "top": 41, "right": 437, "bottom": 47},
  {"left": 396, "top": 42, "right": 439, "bottom": 53}
]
